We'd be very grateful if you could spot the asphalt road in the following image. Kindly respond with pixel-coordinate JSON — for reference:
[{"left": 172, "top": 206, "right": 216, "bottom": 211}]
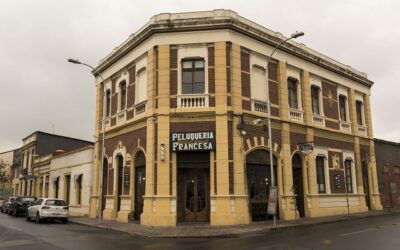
[{"left": 1, "top": 212, "right": 400, "bottom": 250}]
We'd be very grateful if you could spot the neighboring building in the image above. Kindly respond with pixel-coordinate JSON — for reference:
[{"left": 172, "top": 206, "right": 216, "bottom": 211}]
[
  {"left": 89, "top": 10, "right": 382, "bottom": 226},
  {"left": 34, "top": 145, "right": 94, "bottom": 216},
  {"left": 12, "top": 131, "right": 92, "bottom": 197},
  {"left": 374, "top": 139, "right": 400, "bottom": 208},
  {"left": 0, "top": 149, "right": 15, "bottom": 196}
]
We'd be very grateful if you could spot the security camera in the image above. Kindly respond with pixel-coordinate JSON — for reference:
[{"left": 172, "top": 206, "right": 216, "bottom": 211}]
[{"left": 241, "top": 130, "right": 247, "bottom": 136}]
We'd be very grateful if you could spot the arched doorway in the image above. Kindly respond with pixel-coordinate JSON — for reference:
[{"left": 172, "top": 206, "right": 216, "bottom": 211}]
[
  {"left": 101, "top": 158, "right": 108, "bottom": 212},
  {"left": 362, "top": 160, "right": 371, "bottom": 210},
  {"left": 116, "top": 154, "right": 124, "bottom": 212},
  {"left": 246, "top": 149, "right": 277, "bottom": 221},
  {"left": 292, "top": 153, "right": 305, "bottom": 218},
  {"left": 134, "top": 151, "right": 146, "bottom": 220}
]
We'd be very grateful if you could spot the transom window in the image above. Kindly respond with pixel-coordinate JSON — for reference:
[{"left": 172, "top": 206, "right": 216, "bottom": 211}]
[
  {"left": 119, "top": 80, "right": 127, "bottom": 110},
  {"left": 339, "top": 95, "right": 347, "bottom": 121},
  {"left": 316, "top": 156, "right": 326, "bottom": 193},
  {"left": 311, "top": 85, "right": 321, "bottom": 114},
  {"left": 288, "top": 77, "right": 299, "bottom": 109},
  {"left": 182, "top": 59, "right": 205, "bottom": 94}
]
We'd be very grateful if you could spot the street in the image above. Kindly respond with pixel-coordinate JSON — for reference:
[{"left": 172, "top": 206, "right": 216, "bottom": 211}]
[{"left": 1, "top": 213, "right": 400, "bottom": 250}]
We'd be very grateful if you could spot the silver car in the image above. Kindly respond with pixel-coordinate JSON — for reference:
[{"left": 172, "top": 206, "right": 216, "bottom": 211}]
[{"left": 26, "top": 198, "right": 69, "bottom": 223}]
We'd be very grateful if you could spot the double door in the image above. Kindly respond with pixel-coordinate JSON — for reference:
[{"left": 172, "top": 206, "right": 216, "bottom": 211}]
[{"left": 178, "top": 168, "right": 209, "bottom": 222}]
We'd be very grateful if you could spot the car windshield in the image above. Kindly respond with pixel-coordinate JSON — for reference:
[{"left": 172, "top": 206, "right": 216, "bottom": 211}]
[
  {"left": 21, "top": 198, "right": 35, "bottom": 202},
  {"left": 45, "top": 200, "right": 66, "bottom": 206}
]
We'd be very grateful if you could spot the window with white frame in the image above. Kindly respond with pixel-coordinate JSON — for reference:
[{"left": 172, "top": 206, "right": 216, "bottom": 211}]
[
  {"left": 288, "top": 77, "right": 299, "bottom": 109},
  {"left": 339, "top": 95, "right": 348, "bottom": 121},
  {"left": 119, "top": 80, "right": 127, "bottom": 111},
  {"left": 356, "top": 100, "right": 364, "bottom": 126},
  {"left": 105, "top": 89, "right": 111, "bottom": 117},
  {"left": 250, "top": 65, "right": 267, "bottom": 101},
  {"left": 136, "top": 68, "right": 147, "bottom": 104},
  {"left": 182, "top": 59, "right": 205, "bottom": 94},
  {"left": 311, "top": 85, "right": 321, "bottom": 115}
]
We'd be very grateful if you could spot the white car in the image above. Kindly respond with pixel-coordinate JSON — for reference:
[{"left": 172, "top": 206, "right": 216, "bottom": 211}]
[{"left": 26, "top": 198, "right": 69, "bottom": 223}]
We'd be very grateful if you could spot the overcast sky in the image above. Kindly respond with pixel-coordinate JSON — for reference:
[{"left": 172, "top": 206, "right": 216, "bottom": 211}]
[{"left": 1, "top": 0, "right": 399, "bottom": 152}]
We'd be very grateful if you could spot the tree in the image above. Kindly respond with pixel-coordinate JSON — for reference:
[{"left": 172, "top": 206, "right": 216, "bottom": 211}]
[{"left": 0, "top": 159, "right": 11, "bottom": 189}]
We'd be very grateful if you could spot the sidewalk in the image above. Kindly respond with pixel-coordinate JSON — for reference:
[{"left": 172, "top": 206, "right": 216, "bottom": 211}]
[{"left": 69, "top": 209, "right": 400, "bottom": 238}]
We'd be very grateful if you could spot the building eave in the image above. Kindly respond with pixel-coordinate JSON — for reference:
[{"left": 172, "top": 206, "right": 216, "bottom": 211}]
[{"left": 94, "top": 10, "right": 373, "bottom": 87}]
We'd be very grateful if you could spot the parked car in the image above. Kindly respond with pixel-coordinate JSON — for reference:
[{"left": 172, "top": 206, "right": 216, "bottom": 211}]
[
  {"left": 0, "top": 197, "right": 5, "bottom": 211},
  {"left": 27, "top": 198, "right": 68, "bottom": 223},
  {"left": 1, "top": 196, "right": 15, "bottom": 213},
  {"left": 8, "top": 196, "right": 36, "bottom": 216}
]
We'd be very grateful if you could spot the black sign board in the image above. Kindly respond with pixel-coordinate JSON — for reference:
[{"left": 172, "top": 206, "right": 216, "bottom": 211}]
[
  {"left": 171, "top": 131, "right": 216, "bottom": 152},
  {"left": 124, "top": 173, "right": 129, "bottom": 187}
]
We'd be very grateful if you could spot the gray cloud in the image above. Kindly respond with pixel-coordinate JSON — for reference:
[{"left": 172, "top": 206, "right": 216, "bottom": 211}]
[{"left": 1, "top": 0, "right": 399, "bottom": 151}]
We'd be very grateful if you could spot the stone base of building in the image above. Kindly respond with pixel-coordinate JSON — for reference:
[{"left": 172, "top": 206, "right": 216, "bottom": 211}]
[
  {"left": 209, "top": 196, "right": 251, "bottom": 226},
  {"left": 141, "top": 213, "right": 176, "bottom": 226},
  {"left": 103, "top": 209, "right": 117, "bottom": 220},
  {"left": 117, "top": 210, "right": 130, "bottom": 223}
]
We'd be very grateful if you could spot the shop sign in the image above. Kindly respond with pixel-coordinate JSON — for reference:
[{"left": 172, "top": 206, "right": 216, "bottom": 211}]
[{"left": 171, "top": 131, "right": 216, "bottom": 152}]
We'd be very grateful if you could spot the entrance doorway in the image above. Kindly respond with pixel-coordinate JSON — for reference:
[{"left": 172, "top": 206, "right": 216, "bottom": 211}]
[
  {"left": 102, "top": 158, "right": 108, "bottom": 212},
  {"left": 116, "top": 155, "right": 124, "bottom": 212},
  {"left": 246, "top": 149, "right": 277, "bottom": 221},
  {"left": 292, "top": 154, "right": 305, "bottom": 218},
  {"left": 65, "top": 175, "right": 71, "bottom": 205},
  {"left": 362, "top": 160, "right": 371, "bottom": 210},
  {"left": 177, "top": 152, "right": 210, "bottom": 223},
  {"left": 134, "top": 151, "right": 146, "bottom": 220}
]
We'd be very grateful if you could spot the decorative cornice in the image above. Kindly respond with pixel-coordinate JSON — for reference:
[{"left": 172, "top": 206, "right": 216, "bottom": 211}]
[{"left": 95, "top": 9, "right": 373, "bottom": 87}]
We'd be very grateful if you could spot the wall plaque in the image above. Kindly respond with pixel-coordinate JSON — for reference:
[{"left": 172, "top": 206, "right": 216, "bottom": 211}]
[{"left": 171, "top": 131, "right": 216, "bottom": 152}]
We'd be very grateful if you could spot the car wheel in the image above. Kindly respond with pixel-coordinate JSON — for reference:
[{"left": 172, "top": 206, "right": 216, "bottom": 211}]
[
  {"left": 13, "top": 209, "right": 17, "bottom": 217},
  {"left": 35, "top": 212, "right": 41, "bottom": 224},
  {"left": 26, "top": 214, "right": 31, "bottom": 221},
  {"left": 62, "top": 219, "right": 68, "bottom": 224}
]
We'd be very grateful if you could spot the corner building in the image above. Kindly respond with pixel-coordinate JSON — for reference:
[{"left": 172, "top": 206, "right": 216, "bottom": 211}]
[{"left": 90, "top": 10, "right": 382, "bottom": 226}]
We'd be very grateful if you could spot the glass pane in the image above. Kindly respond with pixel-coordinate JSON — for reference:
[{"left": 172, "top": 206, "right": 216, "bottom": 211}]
[
  {"left": 197, "top": 174, "right": 206, "bottom": 212},
  {"left": 194, "top": 71, "right": 204, "bottom": 83},
  {"left": 186, "top": 176, "right": 195, "bottom": 212},
  {"left": 193, "top": 82, "right": 205, "bottom": 93},
  {"left": 182, "top": 71, "right": 192, "bottom": 84},
  {"left": 183, "top": 61, "right": 192, "bottom": 69},
  {"left": 182, "top": 83, "right": 192, "bottom": 94},
  {"left": 194, "top": 60, "right": 204, "bottom": 68}
]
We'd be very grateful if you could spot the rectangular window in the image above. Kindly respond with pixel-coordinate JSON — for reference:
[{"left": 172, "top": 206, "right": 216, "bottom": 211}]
[
  {"left": 251, "top": 65, "right": 267, "bottom": 101},
  {"left": 356, "top": 100, "right": 363, "bottom": 125},
  {"left": 339, "top": 95, "right": 347, "bottom": 121},
  {"left": 76, "top": 175, "right": 82, "bottom": 205},
  {"left": 288, "top": 78, "right": 298, "bottom": 109},
  {"left": 136, "top": 68, "right": 147, "bottom": 103},
  {"left": 344, "top": 159, "right": 353, "bottom": 193},
  {"left": 119, "top": 81, "right": 127, "bottom": 110},
  {"left": 106, "top": 90, "right": 111, "bottom": 117},
  {"left": 311, "top": 86, "right": 320, "bottom": 114},
  {"left": 182, "top": 59, "right": 205, "bottom": 94},
  {"left": 316, "top": 156, "right": 326, "bottom": 193}
]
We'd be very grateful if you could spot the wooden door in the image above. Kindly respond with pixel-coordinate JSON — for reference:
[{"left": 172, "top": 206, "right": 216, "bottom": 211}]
[{"left": 178, "top": 168, "right": 209, "bottom": 222}]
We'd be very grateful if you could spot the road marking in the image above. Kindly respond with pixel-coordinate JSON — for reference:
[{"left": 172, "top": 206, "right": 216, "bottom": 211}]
[{"left": 339, "top": 228, "right": 378, "bottom": 236}]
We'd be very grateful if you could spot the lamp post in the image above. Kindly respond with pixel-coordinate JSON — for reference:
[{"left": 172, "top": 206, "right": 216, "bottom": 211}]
[
  {"left": 264, "top": 31, "right": 304, "bottom": 227},
  {"left": 68, "top": 58, "right": 106, "bottom": 224}
]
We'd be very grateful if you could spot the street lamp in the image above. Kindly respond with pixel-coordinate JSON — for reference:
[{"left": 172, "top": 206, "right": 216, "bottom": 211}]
[
  {"left": 263, "top": 31, "right": 304, "bottom": 227},
  {"left": 68, "top": 58, "right": 106, "bottom": 224}
]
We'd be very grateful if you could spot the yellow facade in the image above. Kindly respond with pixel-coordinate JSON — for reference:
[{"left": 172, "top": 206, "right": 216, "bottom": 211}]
[{"left": 89, "top": 10, "right": 382, "bottom": 227}]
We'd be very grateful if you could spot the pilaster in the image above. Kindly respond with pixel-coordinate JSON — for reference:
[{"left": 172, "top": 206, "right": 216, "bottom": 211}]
[
  {"left": 301, "top": 70, "right": 312, "bottom": 125},
  {"left": 141, "top": 45, "right": 175, "bottom": 226}
]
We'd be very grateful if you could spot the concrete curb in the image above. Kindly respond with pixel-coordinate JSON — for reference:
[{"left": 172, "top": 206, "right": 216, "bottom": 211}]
[{"left": 69, "top": 210, "right": 400, "bottom": 238}]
